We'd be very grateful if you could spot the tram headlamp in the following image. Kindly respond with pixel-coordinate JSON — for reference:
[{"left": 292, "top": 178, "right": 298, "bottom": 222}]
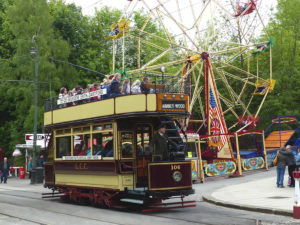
[
  {"left": 172, "top": 171, "right": 182, "bottom": 182},
  {"left": 180, "top": 94, "right": 184, "bottom": 99},
  {"left": 163, "top": 94, "right": 167, "bottom": 98},
  {"left": 172, "top": 94, "right": 175, "bottom": 99}
]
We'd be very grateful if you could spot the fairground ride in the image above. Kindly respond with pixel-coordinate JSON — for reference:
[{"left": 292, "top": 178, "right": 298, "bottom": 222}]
[{"left": 106, "top": 0, "right": 274, "bottom": 177}]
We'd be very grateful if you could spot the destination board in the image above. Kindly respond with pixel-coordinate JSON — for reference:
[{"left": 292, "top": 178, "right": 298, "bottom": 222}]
[{"left": 161, "top": 100, "right": 186, "bottom": 110}]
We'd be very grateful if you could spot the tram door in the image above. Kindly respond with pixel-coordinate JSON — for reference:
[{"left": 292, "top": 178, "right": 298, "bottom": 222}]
[{"left": 135, "top": 124, "right": 152, "bottom": 186}]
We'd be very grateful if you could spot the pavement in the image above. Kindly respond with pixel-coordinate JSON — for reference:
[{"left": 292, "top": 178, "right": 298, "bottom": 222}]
[{"left": 202, "top": 167, "right": 295, "bottom": 217}]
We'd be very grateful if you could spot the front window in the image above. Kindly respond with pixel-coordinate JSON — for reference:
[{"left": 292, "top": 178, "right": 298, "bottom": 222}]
[{"left": 56, "top": 136, "right": 71, "bottom": 158}]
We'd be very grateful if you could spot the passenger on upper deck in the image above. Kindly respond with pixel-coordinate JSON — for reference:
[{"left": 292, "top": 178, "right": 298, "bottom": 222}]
[
  {"left": 101, "top": 79, "right": 111, "bottom": 99},
  {"left": 140, "top": 77, "right": 150, "bottom": 94},
  {"left": 110, "top": 73, "right": 122, "bottom": 97},
  {"left": 58, "top": 87, "right": 68, "bottom": 108},
  {"left": 59, "top": 87, "right": 68, "bottom": 99},
  {"left": 91, "top": 83, "right": 101, "bottom": 101},
  {"left": 131, "top": 80, "right": 141, "bottom": 94},
  {"left": 122, "top": 78, "right": 131, "bottom": 95}
]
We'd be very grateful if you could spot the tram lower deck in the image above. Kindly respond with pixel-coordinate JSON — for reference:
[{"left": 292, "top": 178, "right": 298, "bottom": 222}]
[{"left": 43, "top": 93, "right": 195, "bottom": 209}]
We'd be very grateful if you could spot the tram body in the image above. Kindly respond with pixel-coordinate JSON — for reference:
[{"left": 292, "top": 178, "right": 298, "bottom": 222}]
[{"left": 43, "top": 93, "right": 195, "bottom": 209}]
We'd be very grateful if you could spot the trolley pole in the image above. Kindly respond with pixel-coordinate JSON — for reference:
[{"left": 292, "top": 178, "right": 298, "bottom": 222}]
[{"left": 30, "top": 38, "right": 39, "bottom": 184}]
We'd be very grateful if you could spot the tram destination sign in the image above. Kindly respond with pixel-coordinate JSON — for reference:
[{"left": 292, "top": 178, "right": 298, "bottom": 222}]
[
  {"left": 57, "top": 89, "right": 107, "bottom": 105},
  {"left": 161, "top": 100, "right": 186, "bottom": 110}
]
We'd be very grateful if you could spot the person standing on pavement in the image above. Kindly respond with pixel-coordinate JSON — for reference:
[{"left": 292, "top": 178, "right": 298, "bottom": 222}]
[
  {"left": 0, "top": 157, "right": 10, "bottom": 184},
  {"left": 28, "top": 158, "right": 32, "bottom": 179},
  {"left": 37, "top": 155, "right": 45, "bottom": 167},
  {"left": 276, "top": 147, "right": 288, "bottom": 188},
  {"left": 296, "top": 147, "right": 300, "bottom": 171},
  {"left": 285, "top": 145, "right": 296, "bottom": 187}
]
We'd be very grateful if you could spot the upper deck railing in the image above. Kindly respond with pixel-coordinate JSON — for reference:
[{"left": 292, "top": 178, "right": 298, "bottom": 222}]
[{"left": 44, "top": 75, "right": 190, "bottom": 113}]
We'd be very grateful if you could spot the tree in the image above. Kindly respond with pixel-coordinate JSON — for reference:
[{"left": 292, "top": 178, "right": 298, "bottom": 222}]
[{"left": 0, "top": 0, "right": 71, "bottom": 158}]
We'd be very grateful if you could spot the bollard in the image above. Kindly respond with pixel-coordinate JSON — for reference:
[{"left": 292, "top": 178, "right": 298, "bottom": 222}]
[
  {"left": 293, "top": 171, "right": 300, "bottom": 219},
  {"left": 19, "top": 167, "right": 25, "bottom": 179}
]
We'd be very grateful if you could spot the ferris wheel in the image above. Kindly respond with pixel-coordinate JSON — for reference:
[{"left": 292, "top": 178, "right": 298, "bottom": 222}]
[{"left": 106, "top": 0, "right": 274, "bottom": 159}]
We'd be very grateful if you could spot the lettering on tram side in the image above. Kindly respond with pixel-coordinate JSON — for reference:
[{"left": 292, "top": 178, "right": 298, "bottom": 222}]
[
  {"left": 171, "top": 165, "right": 181, "bottom": 170},
  {"left": 62, "top": 156, "right": 102, "bottom": 160},
  {"left": 161, "top": 100, "right": 186, "bottom": 110},
  {"left": 75, "top": 162, "right": 88, "bottom": 170}
]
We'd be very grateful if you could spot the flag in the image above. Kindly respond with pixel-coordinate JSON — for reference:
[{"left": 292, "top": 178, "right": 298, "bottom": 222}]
[
  {"left": 209, "top": 88, "right": 226, "bottom": 151},
  {"left": 204, "top": 56, "right": 233, "bottom": 158}
]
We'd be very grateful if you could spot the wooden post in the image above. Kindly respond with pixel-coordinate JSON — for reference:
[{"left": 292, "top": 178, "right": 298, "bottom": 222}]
[
  {"left": 235, "top": 132, "right": 243, "bottom": 176},
  {"left": 113, "top": 39, "right": 116, "bottom": 72},
  {"left": 197, "top": 138, "right": 205, "bottom": 183},
  {"left": 262, "top": 130, "right": 269, "bottom": 170},
  {"left": 270, "top": 44, "right": 272, "bottom": 80},
  {"left": 122, "top": 28, "right": 125, "bottom": 72}
]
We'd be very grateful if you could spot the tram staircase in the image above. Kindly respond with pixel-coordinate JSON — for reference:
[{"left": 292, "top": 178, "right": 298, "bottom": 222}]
[{"left": 160, "top": 116, "right": 185, "bottom": 160}]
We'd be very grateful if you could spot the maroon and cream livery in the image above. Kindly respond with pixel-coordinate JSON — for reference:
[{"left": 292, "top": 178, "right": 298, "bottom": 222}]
[{"left": 148, "top": 162, "right": 192, "bottom": 191}]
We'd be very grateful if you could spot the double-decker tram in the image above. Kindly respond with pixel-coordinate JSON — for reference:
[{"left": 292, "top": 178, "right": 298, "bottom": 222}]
[{"left": 43, "top": 87, "right": 195, "bottom": 211}]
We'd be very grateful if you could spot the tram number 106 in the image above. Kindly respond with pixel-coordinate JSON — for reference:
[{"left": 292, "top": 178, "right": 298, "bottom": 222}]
[{"left": 171, "top": 165, "right": 181, "bottom": 170}]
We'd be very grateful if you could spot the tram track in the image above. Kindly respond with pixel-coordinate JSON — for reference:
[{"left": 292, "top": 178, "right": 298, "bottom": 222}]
[
  {"left": 0, "top": 211, "right": 45, "bottom": 225},
  {"left": 0, "top": 191, "right": 202, "bottom": 225},
  {"left": 0, "top": 191, "right": 293, "bottom": 225},
  {"left": 0, "top": 171, "right": 298, "bottom": 225}
]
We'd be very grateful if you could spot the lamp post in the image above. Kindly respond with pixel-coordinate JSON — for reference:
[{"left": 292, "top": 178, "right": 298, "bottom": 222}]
[
  {"left": 30, "top": 44, "right": 38, "bottom": 184},
  {"left": 161, "top": 66, "right": 165, "bottom": 84}
]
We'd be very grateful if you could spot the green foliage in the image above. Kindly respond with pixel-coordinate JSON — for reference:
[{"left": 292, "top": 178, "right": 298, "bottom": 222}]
[{"left": 257, "top": 0, "right": 300, "bottom": 119}]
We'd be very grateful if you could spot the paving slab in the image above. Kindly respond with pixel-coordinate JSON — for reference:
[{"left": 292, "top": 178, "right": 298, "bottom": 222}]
[{"left": 203, "top": 170, "right": 295, "bottom": 216}]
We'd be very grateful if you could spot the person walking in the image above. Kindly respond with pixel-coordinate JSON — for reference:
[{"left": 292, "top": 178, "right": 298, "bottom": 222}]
[{"left": 0, "top": 157, "right": 10, "bottom": 184}]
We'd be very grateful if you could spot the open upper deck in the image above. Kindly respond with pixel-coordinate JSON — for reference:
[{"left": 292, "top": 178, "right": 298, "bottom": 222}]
[{"left": 44, "top": 93, "right": 189, "bottom": 128}]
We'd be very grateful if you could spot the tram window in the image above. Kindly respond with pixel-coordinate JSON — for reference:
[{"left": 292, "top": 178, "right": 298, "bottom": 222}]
[
  {"left": 73, "top": 134, "right": 91, "bottom": 156},
  {"left": 92, "top": 133, "right": 113, "bottom": 157},
  {"left": 56, "top": 130, "right": 63, "bottom": 135},
  {"left": 73, "top": 127, "right": 81, "bottom": 133},
  {"left": 104, "top": 124, "right": 112, "bottom": 130},
  {"left": 64, "top": 128, "right": 71, "bottom": 134},
  {"left": 121, "top": 132, "right": 133, "bottom": 158},
  {"left": 136, "top": 125, "right": 152, "bottom": 156},
  {"left": 83, "top": 126, "right": 90, "bottom": 132},
  {"left": 56, "top": 136, "right": 71, "bottom": 158},
  {"left": 93, "top": 125, "right": 102, "bottom": 131},
  {"left": 185, "top": 142, "right": 198, "bottom": 158}
]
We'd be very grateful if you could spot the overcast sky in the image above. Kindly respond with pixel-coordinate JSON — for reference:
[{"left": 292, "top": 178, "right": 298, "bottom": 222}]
[
  {"left": 65, "top": 0, "right": 278, "bottom": 17},
  {"left": 65, "top": 0, "right": 278, "bottom": 49}
]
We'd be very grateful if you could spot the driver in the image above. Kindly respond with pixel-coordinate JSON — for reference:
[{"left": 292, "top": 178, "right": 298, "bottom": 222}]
[{"left": 150, "top": 124, "right": 177, "bottom": 161}]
